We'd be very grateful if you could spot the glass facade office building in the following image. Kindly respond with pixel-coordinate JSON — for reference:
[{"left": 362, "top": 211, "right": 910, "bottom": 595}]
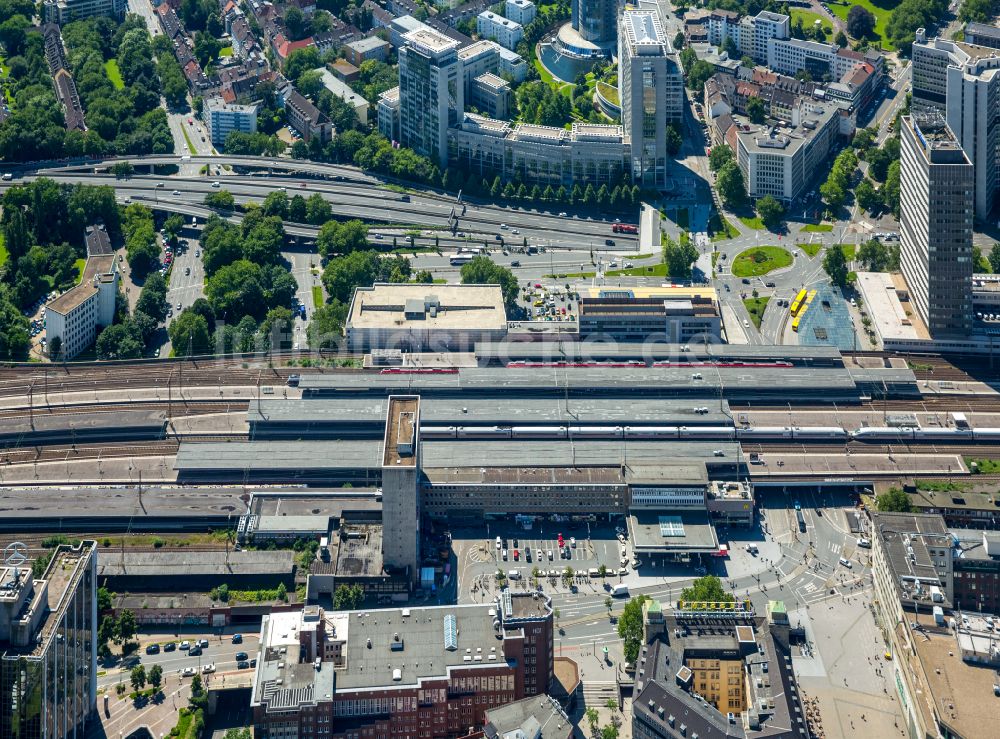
[{"left": 1, "top": 542, "right": 97, "bottom": 738}]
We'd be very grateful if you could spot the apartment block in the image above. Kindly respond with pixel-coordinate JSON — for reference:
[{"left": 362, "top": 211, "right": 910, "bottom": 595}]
[
  {"left": 899, "top": 113, "right": 974, "bottom": 337},
  {"left": 342, "top": 35, "right": 390, "bottom": 66},
  {"left": 399, "top": 28, "right": 464, "bottom": 167},
  {"left": 204, "top": 96, "right": 258, "bottom": 147},
  {"left": 477, "top": 10, "right": 524, "bottom": 51},
  {"left": 505, "top": 0, "right": 536, "bottom": 26},
  {"left": 43, "top": 0, "right": 125, "bottom": 23},
  {"left": 377, "top": 85, "right": 401, "bottom": 141},
  {"left": 45, "top": 225, "right": 118, "bottom": 360}
]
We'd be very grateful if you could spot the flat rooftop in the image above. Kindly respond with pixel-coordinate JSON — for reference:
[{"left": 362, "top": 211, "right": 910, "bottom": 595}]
[
  {"left": 247, "top": 397, "right": 734, "bottom": 427},
  {"left": 403, "top": 27, "right": 460, "bottom": 55},
  {"left": 348, "top": 283, "right": 507, "bottom": 331},
  {"left": 96, "top": 549, "right": 295, "bottom": 578},
  {"left": 909, "top": 610, "right": 998, "bottom": 739},
  {"left": 47, "top": 253, "right": 115, "bottom": 315},
  {"left": 330, "top": 522, "right": 385, "bottom": 578},
  {"left": 383, "top": 395, "right": 419, "bottom": 467},
  {"left": 872, "top": 512, "right": 951, "bottom": 602},
  {"left": 628, "top": 509, "right": 719, "bottom": 554},
  {"left": 854, "top": 272, "right": 928, "bottom": 341},
  {"left": 0, "top": 408, "right": 166, "bottom": 437},
  {"left": 584, "top": 286, "right": 719, "bottom": 301}
]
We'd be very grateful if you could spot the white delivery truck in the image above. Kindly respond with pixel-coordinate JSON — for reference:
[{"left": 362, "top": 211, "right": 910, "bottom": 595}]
[{"left": 612, "top": 584, "right": 629, "bottom": 597}]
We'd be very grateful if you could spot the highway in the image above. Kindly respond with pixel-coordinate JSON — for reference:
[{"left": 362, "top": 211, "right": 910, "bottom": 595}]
[{"left": 1, "top": 171, "right": 640, "bottom": 255}]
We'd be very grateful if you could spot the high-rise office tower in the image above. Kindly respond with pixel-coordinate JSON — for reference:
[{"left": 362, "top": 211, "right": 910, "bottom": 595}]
[
  {"left": 619, "top": 9, "right": 683, "bottom": 189},
  {"left": 1, "top": 541, "right": 98, "bottom": 738},
  {"left": 899, "top": 114, "right": 974, "bottom": 337},
  {"left": 572, "top": 0, "right": 617, "bottom": 45},
  {"left": 912, "top": 28, "right": 1000, "bottom": 220},
  {"left": 381, "top": 396, "right": 421, "bottom": 583},
  {"left": 398, "top": 28, "right": 463, "bottom": 169}
]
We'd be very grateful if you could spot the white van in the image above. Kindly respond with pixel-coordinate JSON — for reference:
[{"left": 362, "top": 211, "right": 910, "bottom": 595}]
[{"left": 508, "top": 569, "right": 521, "bottom": 580}]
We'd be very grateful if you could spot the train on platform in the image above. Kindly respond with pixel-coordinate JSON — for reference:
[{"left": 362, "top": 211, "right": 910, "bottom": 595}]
[{"left": 418, "top": 424, "right": 1000, "bottom": 442}]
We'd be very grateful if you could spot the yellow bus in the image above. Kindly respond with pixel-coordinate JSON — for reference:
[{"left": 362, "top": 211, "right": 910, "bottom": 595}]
[
  {"left": 792, "top": 316, "right": 801, "bottom": 332},
  {"left": 789, "top": 289, "right": 807, "bottom": 316}
]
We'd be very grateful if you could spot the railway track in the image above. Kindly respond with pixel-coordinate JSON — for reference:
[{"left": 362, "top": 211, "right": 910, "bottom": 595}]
[
  {"left": 751, "top": 442, "right": 1000, "bottom": 455},
  {"left": 0, "top": 435, "right": 246, "bottom": 465},
  {"left": 0, "top": 400, "right": 250, "bottom": 419}
]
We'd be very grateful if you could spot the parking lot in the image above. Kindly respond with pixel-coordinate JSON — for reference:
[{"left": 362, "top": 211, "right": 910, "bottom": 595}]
[{"left": 516, "top": 281, "right": 579, "bottom": 323}]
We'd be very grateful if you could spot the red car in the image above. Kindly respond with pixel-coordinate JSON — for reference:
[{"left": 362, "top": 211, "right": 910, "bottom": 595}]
[{"left": 513, "top": 549, "right": 519, "bottom": 561}]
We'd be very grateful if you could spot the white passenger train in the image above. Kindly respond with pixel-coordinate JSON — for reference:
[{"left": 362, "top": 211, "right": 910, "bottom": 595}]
[{"left": 417, "top": 425, "right": 1000, "bottom": 442}]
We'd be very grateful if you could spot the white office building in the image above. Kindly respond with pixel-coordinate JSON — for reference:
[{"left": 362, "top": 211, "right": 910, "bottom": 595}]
[
  {"left": 204, "top": 96, "right": 258, "bottom": 147},
  {"left": 477, "top": 11, "right": 524, "bottom": 51},
  {"left": 377, "top": 86, "right": 400, "bottom": 142},
  {"left": 731, "top": 101, "right": 841, "bottom": 203},
  {"left": 911, "top": 29, "right": 1000, "bottom": 220},
  {"left": 45, "top": 225, "right": 118, "bottom": 360},
  {"left": 899, "top": 113, "right": 974, "bottom": 337},
  {"left": 498, "top": 46, "right": 528, "bottom": 82},
  {"left": 399, "top": 28, "right": 464, "bottom": 168},
  {"left": 505, "top": 0, "right": 536, "bottom": 25},
  {"left": 619, "top": 9, "right": 683, "bottom": 189}
]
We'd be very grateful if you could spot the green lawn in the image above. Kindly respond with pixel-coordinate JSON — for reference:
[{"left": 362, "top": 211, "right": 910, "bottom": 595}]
[
  {"left": 800, "top": 223, "right": 833, "bottom": 233},
  {"left": 738, "top": 215, "right": 765, "bottom": 230},
  {"left": 743, "top": 297, "right": 770, "bottom": 329},
  {"left": 180, "top": 125, "right": 197, "bottom": 155},
  {"left": 219, "top": 45, "right": 233, "bottom": 57},
  {"left": 829, "top": 0, "right": 893, "bottom": 48},
  {"left": 841, "top": 243, "right": 857, "bottom": 260},
  {"left": 73, "top": 258, "right": 86, "bottom": 283},
  {"left": 797, "top": 242, "right": 822, "bottom": 258},
  {"left": 0, "top": 232, "right": 7, "bottom": 269},
  {"left": 731, "top": 246, "right": 793, "bottom": 277},
  {"left": 710, "top": 213, "right": 740, "bottom": 241},
  {"left": 311, "top": 285, "right": 323, "bottom": 307},
  {"left": 790, "top": 8, "right": 833, "bottom": 36},
  {"left": 104, "top": 59, "right": 124, "bottom": 90}
]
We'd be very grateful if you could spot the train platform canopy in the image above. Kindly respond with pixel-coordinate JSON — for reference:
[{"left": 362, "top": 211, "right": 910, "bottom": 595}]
[
  {"left": 175, "top": 440, "right": 381, "bottom": 472},
  {"left": 628, "top": 509, "right": 719, "bottom": 558},
  {"left": 0, "top": 408, "right": 167, "bottom": 436},
  {"left": 247, "top": 397, "right": 735, "bottom": 427},
  {"left": 473, "top": 341, "right": 845, "bottom": 364},
  {"left": 297, "top": 366, "right": 860, "bottom": 397},
  {"left": 97, "top": 549, "right": 296, "bottom": 579}
]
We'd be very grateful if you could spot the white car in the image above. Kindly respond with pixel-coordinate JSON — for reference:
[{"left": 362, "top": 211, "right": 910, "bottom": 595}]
[
  {"left": 180, "top": 641, "right": 190, "bottom": 650},
  {"left": 569, "top": 537, "right": 576, "bottom": 548},
  {"left": 172, "top": 190, "right": 180, "bottom": 196},
  {"left": 182, "top": 667, "right": 196, "bottom": 676},
  {"left": 212, "top": 181, "right": 221, "bottom": 188},
  {"left": 202, "top": 664, "right": 216, "bottom": 674},
  {"left": 743, "top": 319, "right": 750, "bottom": 328}
]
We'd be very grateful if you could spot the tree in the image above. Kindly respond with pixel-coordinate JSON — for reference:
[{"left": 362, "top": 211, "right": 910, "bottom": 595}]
[
  {"left": 716, "top": 161, "right": 746, "bottom": 207},
  {"left": 305, "top": 193, "right": 332, "bottom": 224},
  {"left": 847, "top": 6, "right": 876, "bottom": 39},
  {"left": 308, "top": 301, "right": 347, "bottom": 350},
  {"left": 990, "top": 243, "right": 1000, "bottom": 273},
  {"left": 116, "top": 609, "right": 137, "bottom": 649},
  {"left": 673, "top": 30, "right": 685, "bottom": 50},
  {"left": 169, "top": 310, "right": 211, "bottom": 356},
  {"left": 756, "top": 195, "right": 784, "bottom": 230},
  {"left": 686, "top": 60, "right": 715, "bottom": 91},
  {"left": 261, "top": 190, "right": 289, "bottom": 219},
  {"left": 746, "top": 96, "right": 766, "bottom": 124},
  {"left": 858, "top": 238, "right": 898, "bottom": 272},
  {"left": 617, "top": 595, "right": 650, "bottom": 665},
  {"left": 130, "top": 665, "right": 147, "bottom": 692},
  {"left": 835, "top": 30, "right": 848, "bottom": 47},
  {"left": 708, "top": 145, "right": 734, "bottom": 172},
  {"left": 334, "top": 583, "right": 364, "bottom": 610},
  {"left": 96, "top": 323, "right": 143, "bottom": 360},
  {"left": 460, "top": 256, "right": 519, "bottom": 311},
  {"left": 317, "top": 219, "right": 369, "bottom": 258},
  {"left": 148, "top": 664, "right": 163, "bottom": 691},
  {"left": 883, "top": 160, "right": 901, "bottom": 217},
  {"left": 289, "top": 194, "right": 307, "bottom": 223},
  {"left": 585, "top": 707, "right": 600, "bottom": 735},
  {"left": 663, "top": 235, "right": 698, "bottom": 280},
  {"left": 136, "top": 273, "right": 168, "bottom": 322},
  {"left": 277, "top": 582, "right": 287, "bottom": 601},
  {"left": 206, "top": 260, "right": 267, "bottom": 321},
  {"left": 877, "top": 488, "right": 914, "bottom": 512},
  {"left": 205, "top": 190, "right": 236, "bottom": 211},
  {"left": 855, "top": 179, "right": 881, "bottom": 214},
  {"left": 284, "top": 6, "right": 307, "bottom": 40},
  {"left": 680, "top": 575, "right": 734, "bottom": 603},
  {"left": 666, "top": 125, "right": 682, "bottom": 157},
  {"left": 722, "top": 35, "right": 738, "bottom": 59},
  {"left": 601, "top": 726, "right": 619, "bottom": 739},
  {"left": 97, "top": 586, "right": 113, "bottom": 612},
  {"left": 0, "top": 14, "right": 30, "bottom": 56},
  {"left": 823, "top": 244, "right": 849, "bottom": 288}
]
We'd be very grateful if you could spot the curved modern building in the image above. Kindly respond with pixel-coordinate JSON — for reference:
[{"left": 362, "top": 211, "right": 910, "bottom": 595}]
[{"left": 572, "top": 0, "right": 617, "bottom": 45}]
